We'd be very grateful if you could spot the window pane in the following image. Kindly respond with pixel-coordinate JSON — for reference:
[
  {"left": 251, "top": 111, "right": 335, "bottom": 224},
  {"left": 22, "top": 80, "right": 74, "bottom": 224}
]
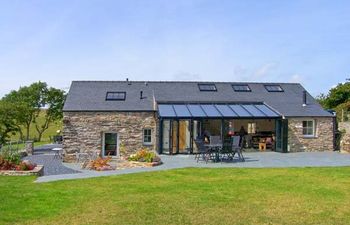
[
  {"left": 265, "top": 85, "right": 283, "bottom": 92},
  {"left": 143, "top": 129, "right": 152, "bottom": 143},
  {"left": 232, "top": 84, "right": 251, "bottom": 92},
  {"left": 106, "top": 92, "right": 126, "bottom": 100},
  {"left": 198, "top": 84, "right": 217, "bottom": 91}
]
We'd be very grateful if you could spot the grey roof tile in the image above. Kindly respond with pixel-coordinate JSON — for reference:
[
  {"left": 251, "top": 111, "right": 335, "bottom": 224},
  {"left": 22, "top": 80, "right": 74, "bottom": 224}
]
[{"left": 63, "top": 81, "right": 333, "bottom": 117}]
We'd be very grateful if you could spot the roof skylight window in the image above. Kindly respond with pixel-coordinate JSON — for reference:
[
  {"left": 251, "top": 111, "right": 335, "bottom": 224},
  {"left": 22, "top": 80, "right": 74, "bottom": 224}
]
[
  {"left": 198, "top": 83, "right": 217, "bottom": 92},
  {"left": 106, "top": 92, "right": 126, "bottom": 101},
  {"left": 264, "top": 85, "right": 283, "bottom": 92},
  {"left": 232, "top": 84, "right": 251, "bottom": 92}
]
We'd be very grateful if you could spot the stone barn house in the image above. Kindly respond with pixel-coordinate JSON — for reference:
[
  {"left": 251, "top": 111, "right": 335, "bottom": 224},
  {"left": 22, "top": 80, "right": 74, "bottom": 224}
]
[{"left": 62, "top": 81, "right": 335, "bottom": 161}]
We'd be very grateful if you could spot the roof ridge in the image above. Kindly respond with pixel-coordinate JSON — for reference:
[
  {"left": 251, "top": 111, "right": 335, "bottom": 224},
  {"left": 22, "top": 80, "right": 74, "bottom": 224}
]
[{"left": 71, "top": 80, "right": 301, "bottom": 85}]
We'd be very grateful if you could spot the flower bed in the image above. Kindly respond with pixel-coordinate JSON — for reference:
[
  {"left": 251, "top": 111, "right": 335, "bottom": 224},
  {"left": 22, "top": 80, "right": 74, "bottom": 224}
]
[
  {"left": 0, "top": 165, "right": 44, "bottom": 176},
  {"left": 0, "top": 148, "right": 42, "bottom": 176},
  {"left": 128, "top": 149, "right": 162, "bottom": 166}
]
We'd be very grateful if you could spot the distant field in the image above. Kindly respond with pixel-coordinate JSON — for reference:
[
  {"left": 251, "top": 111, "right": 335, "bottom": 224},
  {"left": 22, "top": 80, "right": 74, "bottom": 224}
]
[{"left": 8, "top": 110, "right": 62, "bottom": 143}]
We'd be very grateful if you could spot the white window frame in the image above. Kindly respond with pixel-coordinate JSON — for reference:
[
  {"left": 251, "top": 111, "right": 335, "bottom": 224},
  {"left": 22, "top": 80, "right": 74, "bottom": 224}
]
[
  {"left": 302, "top": 120, "right": 316, "bottom": 137},
  {"left": 143, "top": 128, "right": 152, "bottom": 145}
]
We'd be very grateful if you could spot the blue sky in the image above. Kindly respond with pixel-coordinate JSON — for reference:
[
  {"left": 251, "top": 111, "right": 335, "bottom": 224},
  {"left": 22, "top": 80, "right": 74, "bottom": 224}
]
[{"left": 0, "top": 0, "right": 349, "bottom": 97}]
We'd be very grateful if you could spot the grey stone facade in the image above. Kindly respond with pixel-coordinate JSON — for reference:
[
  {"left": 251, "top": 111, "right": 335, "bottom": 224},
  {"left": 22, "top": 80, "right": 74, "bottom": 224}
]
[
  {"left": 288, "top": 117, "right": 334, "bottom": 152},
  {"left": 63, "top": 111, "right": 157, "bottom": 161}
]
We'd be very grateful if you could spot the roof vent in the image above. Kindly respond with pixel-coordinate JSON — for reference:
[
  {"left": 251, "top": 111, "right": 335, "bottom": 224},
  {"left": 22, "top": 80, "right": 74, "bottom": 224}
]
[
  {"left": 302, "top": 90, "right": 307, "bottom": 107},
  {"left": 127, "top": 78, "right": 131, "bottom": 85},
  {"left": 140, "top": 91, "right": 143, "bottom": 99}
]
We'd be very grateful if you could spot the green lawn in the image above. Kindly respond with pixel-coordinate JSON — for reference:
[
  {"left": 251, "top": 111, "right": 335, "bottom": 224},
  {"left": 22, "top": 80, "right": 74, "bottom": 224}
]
[{"left": 1, "top": 167, "right": 350, "bottom": 225}]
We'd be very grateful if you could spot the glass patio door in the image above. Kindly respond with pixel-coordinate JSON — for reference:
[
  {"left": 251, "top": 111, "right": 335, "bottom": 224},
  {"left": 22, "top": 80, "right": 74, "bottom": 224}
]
[
  {"left": 103, "top": 133, "right": 118, "bottom": 156},
  {"left": 275, "top": 119, "right": 288, "bottom": 153}
]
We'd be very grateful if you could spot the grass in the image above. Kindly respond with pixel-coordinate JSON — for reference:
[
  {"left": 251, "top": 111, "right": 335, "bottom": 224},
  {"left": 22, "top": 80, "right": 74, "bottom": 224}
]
[
  {"left": 1, "top": 167, "right": 350, "bottom": 225},
  {"left": 2, "top": 141, "right": 52, "bottom": 151}
]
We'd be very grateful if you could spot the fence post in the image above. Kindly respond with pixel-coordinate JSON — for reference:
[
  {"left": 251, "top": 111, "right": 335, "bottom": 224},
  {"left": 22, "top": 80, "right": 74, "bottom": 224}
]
[{"left": 25, "top": 141, "right": 34, "bottom": 155}]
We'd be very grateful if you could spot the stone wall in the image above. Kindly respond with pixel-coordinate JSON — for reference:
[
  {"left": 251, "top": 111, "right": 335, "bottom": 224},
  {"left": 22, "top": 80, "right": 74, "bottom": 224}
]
[
  {"left": 63, "top": 111, "right": 157, "bottom": 161},
  {"left": 288, "top": 117, "right": 334, "bottom": 152},
  {"left": 339, "top": 122, "right": 350, "bottom": 152}
]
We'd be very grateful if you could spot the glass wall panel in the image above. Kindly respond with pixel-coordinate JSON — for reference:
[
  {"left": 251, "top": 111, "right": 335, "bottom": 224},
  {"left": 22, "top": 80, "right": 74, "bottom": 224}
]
[
  {"left": 171, "top": 120, "right": 178, "bottom": 154},
  {"left": 162, "top": 120, "right": 171, "bottom": 154},
  {"left": 178, "top": 120, "right": 191, "bottom": 153}
]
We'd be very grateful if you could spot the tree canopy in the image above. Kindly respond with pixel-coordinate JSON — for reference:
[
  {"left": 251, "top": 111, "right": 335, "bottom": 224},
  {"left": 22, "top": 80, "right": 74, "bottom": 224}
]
[
  {"left": 1, "top": 81, "right": 65, "bottom": 142},
  {"left": 317, "top": 81, "right": 350, "bottom": 109}
]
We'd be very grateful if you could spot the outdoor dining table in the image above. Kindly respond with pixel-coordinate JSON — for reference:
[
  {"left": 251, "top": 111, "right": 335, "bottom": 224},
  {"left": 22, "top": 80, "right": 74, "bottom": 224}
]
[{"left": 204, "top": 143, "right": 222, "bottom": 162}]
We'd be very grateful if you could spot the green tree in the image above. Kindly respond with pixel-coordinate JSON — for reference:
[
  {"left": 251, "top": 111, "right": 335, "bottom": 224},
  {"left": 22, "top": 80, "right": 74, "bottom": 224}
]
[
  {"left": 34, "top": 87, "right": 65, "bottom": 141},
  {"left": 2, "top": 81, "right": 65, "bottom": 141},
  {"left": 0, "top": 101, "right": 18, "bottom": 145},
  {"left": 317, "top": 81, "right": 350, "bottom": 109},
  {"left": 3, "top": 82, "right": 46, "bottom": 140}
]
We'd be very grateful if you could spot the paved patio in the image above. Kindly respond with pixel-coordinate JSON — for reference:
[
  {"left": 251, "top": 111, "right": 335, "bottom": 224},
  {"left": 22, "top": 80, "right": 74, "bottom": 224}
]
[
  {"left": 23, "top": 144, "right": 80, "bottom": 176},
  {"left": 35, "top": 151, "right": 350, "bottom": 183}
]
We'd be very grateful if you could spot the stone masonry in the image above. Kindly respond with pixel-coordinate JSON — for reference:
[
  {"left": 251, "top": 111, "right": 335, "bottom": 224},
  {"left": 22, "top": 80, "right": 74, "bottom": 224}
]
[
  {"left": 339, "top": 122, "right": 350, "bottom": 152},
  {"left": 63, "top": 111, "right": 157, "bottom": 162},
  {"left": 288, "top": 117, "right": 334, "bottom": 152}
]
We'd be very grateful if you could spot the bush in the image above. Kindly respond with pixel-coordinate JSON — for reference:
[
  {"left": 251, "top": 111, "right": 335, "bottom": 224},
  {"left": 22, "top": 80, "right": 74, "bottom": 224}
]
[
  {"left": 0, "top": 148, "right": 21, "bottom": 164},
  {"left": 85, "top": 156, "right": 115, "bottom": 171},
  {"left": 128, "top": 149, "right": 160, "bottom": 163},
  {"left": 0, "top": 157, "right": 36, "bottom": 171}
]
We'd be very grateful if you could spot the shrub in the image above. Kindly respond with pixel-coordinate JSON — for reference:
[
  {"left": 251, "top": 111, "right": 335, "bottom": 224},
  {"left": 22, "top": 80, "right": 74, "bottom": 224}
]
[
  {"left": 86, "top": 156, "right": 115, "bottom": 171},
  {"left": 128, "top": 149, "right": 160, "bottom": 163},
  {"left": 0, "top": 148, "right": 21, "bottom": 164}
]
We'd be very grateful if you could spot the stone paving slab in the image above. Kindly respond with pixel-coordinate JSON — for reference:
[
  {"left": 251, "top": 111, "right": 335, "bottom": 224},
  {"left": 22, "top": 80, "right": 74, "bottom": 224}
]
[{"left": 35, "top": 151, "right": 350, "bottom": 183}]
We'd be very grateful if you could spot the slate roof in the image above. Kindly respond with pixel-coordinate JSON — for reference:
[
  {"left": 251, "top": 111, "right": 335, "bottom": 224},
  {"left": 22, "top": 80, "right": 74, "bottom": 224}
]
[{"left": 63, "top": 81, "right": 333, "bottom": 117}]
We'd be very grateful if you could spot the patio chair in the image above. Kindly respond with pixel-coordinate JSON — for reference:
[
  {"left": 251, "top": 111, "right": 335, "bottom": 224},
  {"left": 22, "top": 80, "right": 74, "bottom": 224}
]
[
  {"left": 232, "top": 136, "right": 245, "bottom": 162},
  {"left": 194, "top": 139, "right": 211, "bottom": 163}
]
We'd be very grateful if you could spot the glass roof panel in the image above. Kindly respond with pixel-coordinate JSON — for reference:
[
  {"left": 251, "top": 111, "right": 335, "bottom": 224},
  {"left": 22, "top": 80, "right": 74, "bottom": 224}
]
[
  {"left": 215, "top": 104, "right": 238, "bottom": 117},
  {"left": 254, "top": 104, "right": 280, "bottom": 117},
  {"left": 241, "top": 105, "right": 265, "bottom": 117},
  {"left": 158, "top": 104, "right": 176, "bottom": 117},
  {"left": 201, "top": 105, "right": 221, "bottom": 117},
  {"left": 228, "top": 105, "right": 251, "bottom": 117},
  {"left": 187, "top": 104, "right": 206, "bottom": 117},
  {"left": 173, "top": 105, "right": 191, "bottom": 117}
]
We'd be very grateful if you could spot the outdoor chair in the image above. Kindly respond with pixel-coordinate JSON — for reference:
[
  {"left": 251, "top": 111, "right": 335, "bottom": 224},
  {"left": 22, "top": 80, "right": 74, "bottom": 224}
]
[
  {"left": 232, "top": 136, "right": 245, "bottom": 162},
  {"left": 194, "top": 139, "right": 211, "bottom": 163}
]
